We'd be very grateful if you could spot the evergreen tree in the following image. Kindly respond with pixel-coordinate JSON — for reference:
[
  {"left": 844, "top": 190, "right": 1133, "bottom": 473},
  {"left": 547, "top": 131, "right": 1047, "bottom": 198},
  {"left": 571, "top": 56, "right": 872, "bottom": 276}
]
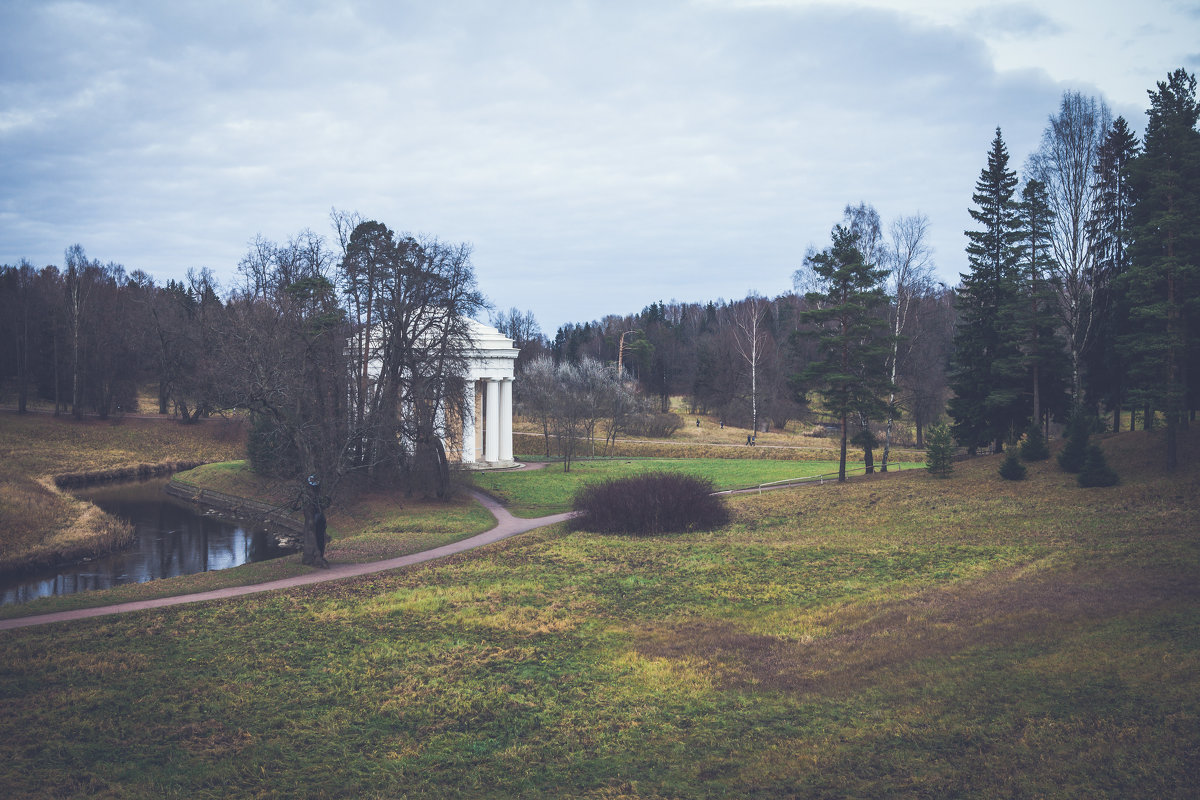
[
  {"left": 798, "top": 224, "right": 893, "bottom": 482},
  {"left": 925, "top": 423, "right": 955, "bottom": 477},
  {"left": 1057, "top": 412, "right": 1091, "bottom": 473},
  {"left": 1086, "top": 117, "right": 1140, "bottom": 428},
  {"left": 1124, "top": 69, "right": 1200, "bottom": 470},
  {"left": 1078, "top": 442, "right": 1119, "bottom": 487},
  {"left": 950, "top": 129, "right": 1026, "bottom": 452},
  {"left": 1020, "top": 420, "right": 1050, "bottom": 461},
  {"left": 999, "top": 448, "right": 1027, "bottom": 480},
  {"left": 1016, "top": 177, "right": 1070, "bottom": 428}
]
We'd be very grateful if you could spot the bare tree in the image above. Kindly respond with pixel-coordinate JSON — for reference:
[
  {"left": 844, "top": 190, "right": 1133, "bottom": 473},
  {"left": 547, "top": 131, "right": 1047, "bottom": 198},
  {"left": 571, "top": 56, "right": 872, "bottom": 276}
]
[
  {"left": 881, "top": 213, "right": 935, "bottom": 470},
  {"left": 491, "top": 307, "right": 546, "bottom": 370},
  {"left": 1029, "top": 91, "right": 1112, "bottom": 399},
  {"left": 516, "top": 355, "right": 558, "bottom": 456},
  {"left": 730, "top": 294, "right": 770, "bottom": 434}
]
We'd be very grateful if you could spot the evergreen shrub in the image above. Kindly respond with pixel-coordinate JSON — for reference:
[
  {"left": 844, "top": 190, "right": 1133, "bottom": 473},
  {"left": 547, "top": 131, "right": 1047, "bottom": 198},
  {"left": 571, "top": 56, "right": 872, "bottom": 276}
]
[
  {"left": 1057, "top": 414, "right": 1090, "bottom": 473},
  {"left": 572, "top": 472, "right": 729, "bottom": 535},
  {"left": 1020, "top": 422, "right": 1050, "bottom": 461},
  {"left": 999, "top": 449, "right": 1027, "bottom": 480},
  {"left": 925, "top": 424, "right": 955, "bottom": 477},
  {"left": 1078, "top": 443, "right": 1119, "bottom": 487}
]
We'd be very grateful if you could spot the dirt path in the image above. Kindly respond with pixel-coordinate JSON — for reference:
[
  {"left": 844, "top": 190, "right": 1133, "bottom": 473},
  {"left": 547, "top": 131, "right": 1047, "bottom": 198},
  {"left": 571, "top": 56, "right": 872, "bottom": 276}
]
[{"left": 0, "top": 492, "right": 573, "bottom": 632}]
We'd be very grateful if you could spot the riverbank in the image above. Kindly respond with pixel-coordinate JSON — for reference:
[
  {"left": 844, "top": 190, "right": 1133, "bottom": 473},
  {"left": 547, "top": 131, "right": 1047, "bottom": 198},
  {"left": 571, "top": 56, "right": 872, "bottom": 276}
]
[{"left": 0, "top": 412, "right": 246, "bottom": 576}]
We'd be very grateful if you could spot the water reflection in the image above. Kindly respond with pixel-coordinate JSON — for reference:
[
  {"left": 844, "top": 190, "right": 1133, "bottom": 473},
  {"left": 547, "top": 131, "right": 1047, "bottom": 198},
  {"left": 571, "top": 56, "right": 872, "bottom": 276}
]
[{"left": 0, "top": 478, "right": 297, "bottom": 605}]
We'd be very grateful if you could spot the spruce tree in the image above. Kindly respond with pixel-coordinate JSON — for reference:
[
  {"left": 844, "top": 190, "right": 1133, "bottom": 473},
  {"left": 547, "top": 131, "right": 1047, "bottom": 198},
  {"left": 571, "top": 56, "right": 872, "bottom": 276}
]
[
  {"left": 949, "top": 129, "right": 1026, "bottom": 453},
  {"left": 1016, "top": 178, "right": 1070, "bottom": 428},
  {"left": 1057, "top": 412, "right": 1091, "bottom": 473},
  {"left": 798, "top": 225, "right": 893, "bottom": 482},
  {"left": 1086, "top": 117, "right": 1140, "bottom": 429},
  {"left": 999, "top": 448, "right": 1027, "bottom": 480},
  {"left": 1123, "top": 69, "right": 1200, "bottom": 471},
  {"left": 1078, "top": 442, "right": 1119, "bottom": 487},
  {"left": 1020, "top": 420, "right": 1050, "bottom": 461},
  {"left": 925, "top": 423, "right": 955, "bottom": 477}
]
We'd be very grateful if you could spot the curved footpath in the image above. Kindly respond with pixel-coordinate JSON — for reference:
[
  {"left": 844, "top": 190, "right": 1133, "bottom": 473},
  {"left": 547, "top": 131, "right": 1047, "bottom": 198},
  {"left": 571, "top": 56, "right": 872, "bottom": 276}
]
[{"left": 0, "top": 492, "right": 573, "bottom": 632}]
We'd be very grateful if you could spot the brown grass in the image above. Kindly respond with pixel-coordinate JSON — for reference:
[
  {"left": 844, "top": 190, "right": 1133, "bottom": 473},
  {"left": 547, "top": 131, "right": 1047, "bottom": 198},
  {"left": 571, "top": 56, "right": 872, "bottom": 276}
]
[
  {"left": 636, "top": 562, "right": 1197, "bottom": 697},
  {"left": 0, "top": 411, "right": 246, "bottom": 572}
]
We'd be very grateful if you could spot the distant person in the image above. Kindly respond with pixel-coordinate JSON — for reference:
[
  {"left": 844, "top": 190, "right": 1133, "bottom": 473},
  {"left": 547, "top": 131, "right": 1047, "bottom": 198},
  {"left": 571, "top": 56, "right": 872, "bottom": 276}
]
[
  {"left": 696, "top": 419, "right": 700, "bottom": 427},
  {"left": 747, "top": 434, "right": 752, "bottom": 446}
]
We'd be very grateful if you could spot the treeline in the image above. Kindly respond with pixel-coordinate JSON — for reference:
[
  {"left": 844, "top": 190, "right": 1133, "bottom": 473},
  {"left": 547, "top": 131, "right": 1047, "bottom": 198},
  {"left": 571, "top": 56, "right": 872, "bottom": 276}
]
[
  {"left": 513, "top": 209, "right": 955, "bottom": 456},
  {"left": 0, "top": 247, "right": 209, "bottom": 420},
  {"left": 514, "top": 69, "right": 1200, "bottom": 472}
]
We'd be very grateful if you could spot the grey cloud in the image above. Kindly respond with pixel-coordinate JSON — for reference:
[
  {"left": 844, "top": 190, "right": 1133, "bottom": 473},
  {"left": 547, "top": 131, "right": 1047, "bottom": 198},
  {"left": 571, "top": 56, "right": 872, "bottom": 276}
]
[
  {"left": 0, "top": 0, "right": 1137, "bottom": 330},
  {"left": 964, "top": 4, "right": 1065, "bottom": 39}
]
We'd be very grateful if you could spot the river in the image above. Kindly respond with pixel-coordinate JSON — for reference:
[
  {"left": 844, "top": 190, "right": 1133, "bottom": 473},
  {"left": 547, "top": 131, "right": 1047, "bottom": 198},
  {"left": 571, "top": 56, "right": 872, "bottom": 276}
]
[{"left": 0, "top": 477, "right": 298, "bottom": 605}]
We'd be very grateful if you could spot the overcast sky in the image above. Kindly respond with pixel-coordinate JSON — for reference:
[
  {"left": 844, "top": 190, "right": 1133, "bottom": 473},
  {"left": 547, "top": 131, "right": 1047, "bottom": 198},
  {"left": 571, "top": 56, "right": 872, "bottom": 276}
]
[{"left": 2, "top": 0, "right": 1197, "bottom": 334}]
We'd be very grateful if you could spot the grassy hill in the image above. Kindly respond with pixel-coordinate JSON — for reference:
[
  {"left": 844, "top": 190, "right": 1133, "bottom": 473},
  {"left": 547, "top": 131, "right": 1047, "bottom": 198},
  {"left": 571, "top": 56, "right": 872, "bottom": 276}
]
[{"left": 0, "top": 427, "right": 1196, "bottom": 797}]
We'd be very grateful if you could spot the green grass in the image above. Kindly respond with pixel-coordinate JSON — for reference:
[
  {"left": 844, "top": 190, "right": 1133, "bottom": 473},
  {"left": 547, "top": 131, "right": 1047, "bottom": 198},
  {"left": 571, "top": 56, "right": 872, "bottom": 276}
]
[
  {"left": 1, "top": 430, "right": 1195, "bottom": 797},
  {"left": 474, "top": 457, "right": 924, "bottom": 516}
]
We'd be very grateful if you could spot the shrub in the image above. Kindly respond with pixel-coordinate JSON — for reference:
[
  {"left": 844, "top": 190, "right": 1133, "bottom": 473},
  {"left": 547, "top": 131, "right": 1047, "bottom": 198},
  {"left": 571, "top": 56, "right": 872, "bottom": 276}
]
[
  {"left": 1020, "top": 422, "right": 1049, "bottom": 461},
  {"left": 1057, "top": 413, "right": 1090, "bottom": 473},
  {"left": 625, "top": 412, "right": 684, "bottom": 438},
  {"left": 999, "top": 449, "right": 1027, "bottom": 480},
  {"left": 1078, "top": 443, "right": 1119, "bottom": 487},
  {"left": 925, "top": 424, "right": 955, "bottom": 477},
  {"left": 572, "top": 472, "right": 729, "bottom": 535}
]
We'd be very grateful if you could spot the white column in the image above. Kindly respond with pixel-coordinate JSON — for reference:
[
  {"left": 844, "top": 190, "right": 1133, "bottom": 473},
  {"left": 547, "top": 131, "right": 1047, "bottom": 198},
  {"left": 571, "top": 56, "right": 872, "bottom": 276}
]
[
  {"left": 461, "top": 380, "right": 476, "bottom": 463},
  {"left": 484, "top": 379, "right": 500, "bottom": 463},
  {"left": 499, "top": 378, "right": 513, "bottom": 462}
]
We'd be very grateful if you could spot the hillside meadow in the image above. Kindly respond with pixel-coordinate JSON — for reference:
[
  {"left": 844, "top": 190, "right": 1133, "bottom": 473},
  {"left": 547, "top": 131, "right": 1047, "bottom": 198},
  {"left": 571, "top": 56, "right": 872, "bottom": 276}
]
[{"left": 1, "top": 427, "right": 1196, "bottom": 797}]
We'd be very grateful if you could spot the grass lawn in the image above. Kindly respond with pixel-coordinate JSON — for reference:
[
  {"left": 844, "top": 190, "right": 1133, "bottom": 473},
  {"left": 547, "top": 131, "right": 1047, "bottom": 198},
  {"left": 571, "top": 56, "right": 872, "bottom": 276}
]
[
  {"left": 474, "top": 457, "right": 925, "bottom": 516},
  {"left": 1, "top": 429, "right": 1195, "bottom": 797}
]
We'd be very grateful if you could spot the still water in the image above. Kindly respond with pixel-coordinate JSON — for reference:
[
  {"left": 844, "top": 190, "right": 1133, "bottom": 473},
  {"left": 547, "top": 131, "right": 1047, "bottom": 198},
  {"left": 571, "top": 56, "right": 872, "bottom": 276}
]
[{"left": 0, "top": 478, "right": 298, "bottom": 605}]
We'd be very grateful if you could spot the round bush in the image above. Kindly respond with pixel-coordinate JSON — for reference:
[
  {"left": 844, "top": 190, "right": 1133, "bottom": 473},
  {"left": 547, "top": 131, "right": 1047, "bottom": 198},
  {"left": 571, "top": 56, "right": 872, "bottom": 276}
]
[{"left": 572, "top": 472, "right": 730, "bottom": 535}]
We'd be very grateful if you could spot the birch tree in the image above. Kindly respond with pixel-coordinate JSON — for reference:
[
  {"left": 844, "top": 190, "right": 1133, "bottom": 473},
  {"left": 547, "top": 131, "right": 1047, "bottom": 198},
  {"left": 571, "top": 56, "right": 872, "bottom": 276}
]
[
  {"left": 1030, "top": 91, "right": 1111, "bottom": 399},
  {"left": 730, "top": 294, "right": 769, "bottom": 434},
  {"left": 880, "top": 213, "right": 934, "bottom": 471}
]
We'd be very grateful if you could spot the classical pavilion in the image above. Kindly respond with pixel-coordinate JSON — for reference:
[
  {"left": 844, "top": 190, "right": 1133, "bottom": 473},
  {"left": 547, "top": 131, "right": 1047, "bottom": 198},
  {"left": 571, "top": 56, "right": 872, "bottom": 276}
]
[{"left": 457, "top": 318, "right": 518, "bottom": 467}]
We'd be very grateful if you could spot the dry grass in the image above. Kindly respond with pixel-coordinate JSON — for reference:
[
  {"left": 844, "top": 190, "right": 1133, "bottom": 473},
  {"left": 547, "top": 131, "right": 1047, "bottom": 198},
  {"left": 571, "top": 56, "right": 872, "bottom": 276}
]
[{"left": 0, "top": 411, "right": 246, "bottom": 572}]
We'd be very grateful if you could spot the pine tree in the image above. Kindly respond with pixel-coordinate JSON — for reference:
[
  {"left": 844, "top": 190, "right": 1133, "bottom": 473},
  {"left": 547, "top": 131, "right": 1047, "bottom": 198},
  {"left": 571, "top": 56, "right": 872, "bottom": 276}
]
[
  {"left": 1016, "top": 178, "right": 1070, "bottom": 428},
  {"left": 925, "top": 423, "right": 955, "bottom": 477},
  {"left": 1086, "top": 117, "right": 1140, "bottom": 429},
  {"left": 950, "top": 129, "right": 1026, "bottom": 452},
  {"left": 1020, "top": 420, "right": 1050, "bottom": 461},
  {"left": 1078, "top": 442, "right": 1119, "bottom": 487},
  {"left": 1123, "top": 69, "right": 1200, "bottom": 470},
  {"left": 799, "top": 224, "right": 894, "bottom": 482},
  {"left": 1057, "top": 412, "right": 1090, "bottom": 473},
  {"left": 999, "top": 448, "right": 1027, "bottom": 480}
]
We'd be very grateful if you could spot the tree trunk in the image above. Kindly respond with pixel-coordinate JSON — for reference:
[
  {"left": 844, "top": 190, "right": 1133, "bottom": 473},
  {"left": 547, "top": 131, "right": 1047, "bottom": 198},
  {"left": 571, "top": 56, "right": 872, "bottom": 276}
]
[{"left": 838, "top": 413, "right": 848, "bottom": 482}]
